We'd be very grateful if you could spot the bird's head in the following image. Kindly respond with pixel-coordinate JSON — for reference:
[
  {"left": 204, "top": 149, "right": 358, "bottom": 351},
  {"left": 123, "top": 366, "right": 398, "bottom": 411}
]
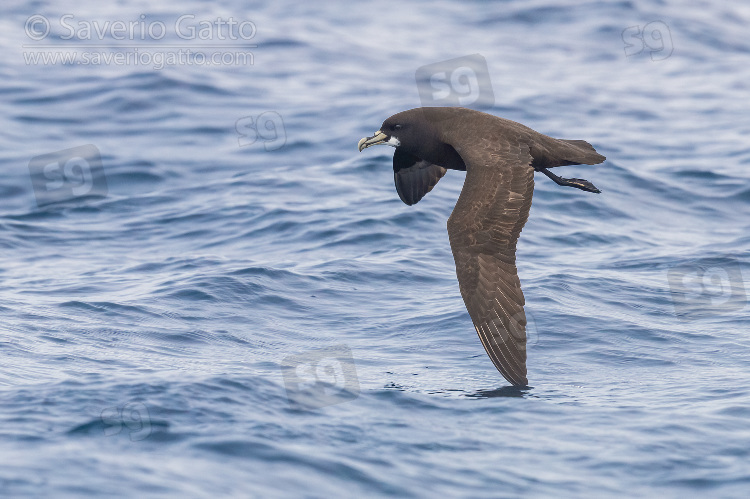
[
  {"left": 357, "top": 108, "right": 467, "bottom": 171},
  {"left": 358, "top": 109, "right": 439, "bottom": 159}
]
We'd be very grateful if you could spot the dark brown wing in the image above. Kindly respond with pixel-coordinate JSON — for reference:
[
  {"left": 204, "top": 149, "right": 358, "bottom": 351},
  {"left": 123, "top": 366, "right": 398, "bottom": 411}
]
[
  {"left": 393, "top": 149, "right": 447, "bottom": 205},
  {"left": 447, "top": 138, "right": 535, "bottom": 386}
]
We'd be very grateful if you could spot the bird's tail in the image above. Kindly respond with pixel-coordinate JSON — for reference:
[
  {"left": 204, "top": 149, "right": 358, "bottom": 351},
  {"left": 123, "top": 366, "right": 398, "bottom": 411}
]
[
  {"left": 557, "top": 139, "right": 606, "bottom": 165},
  {"left": 530, "top": 136, "right": 606, "bottom": 169}
]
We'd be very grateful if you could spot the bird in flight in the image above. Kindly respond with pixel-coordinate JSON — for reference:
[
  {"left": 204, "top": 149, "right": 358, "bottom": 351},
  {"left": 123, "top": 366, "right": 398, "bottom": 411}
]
[{"left": 358, "top": 107, "right": 605, "bottom": 386}]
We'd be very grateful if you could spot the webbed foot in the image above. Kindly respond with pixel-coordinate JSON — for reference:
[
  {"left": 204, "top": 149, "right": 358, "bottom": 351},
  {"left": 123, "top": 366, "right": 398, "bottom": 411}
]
[{"left": 538, "top": 168, "right": 601, "bottom": 193}]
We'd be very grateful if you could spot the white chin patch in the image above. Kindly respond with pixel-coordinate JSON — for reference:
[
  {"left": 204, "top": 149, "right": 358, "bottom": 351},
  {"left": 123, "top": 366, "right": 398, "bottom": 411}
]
[{"left": 387, "top": 136, "right": 401, "bottom": 147}]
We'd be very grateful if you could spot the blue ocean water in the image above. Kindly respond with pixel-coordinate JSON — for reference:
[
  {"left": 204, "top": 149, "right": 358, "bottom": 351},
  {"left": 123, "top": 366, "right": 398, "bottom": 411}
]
[{"left": 2, "top": 0, "right": 750, "bottom": 496}]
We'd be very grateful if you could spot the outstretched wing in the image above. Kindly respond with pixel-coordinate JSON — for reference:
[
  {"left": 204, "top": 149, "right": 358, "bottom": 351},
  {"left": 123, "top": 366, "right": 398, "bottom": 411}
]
[
  {"left": 447, "top": 138, "right": 535, "bottom": 386},
  {"left": 393, "top": 149, "right": 447, "bottom": 206}
]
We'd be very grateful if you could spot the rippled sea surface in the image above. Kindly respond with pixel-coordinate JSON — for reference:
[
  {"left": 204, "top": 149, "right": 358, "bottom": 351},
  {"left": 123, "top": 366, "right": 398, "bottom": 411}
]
[{"left": 2, "top": 0, "right": 750, "bottom": 496}]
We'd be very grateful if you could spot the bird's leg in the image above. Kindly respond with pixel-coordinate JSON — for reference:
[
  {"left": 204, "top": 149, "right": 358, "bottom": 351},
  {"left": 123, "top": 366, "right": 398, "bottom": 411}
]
[{"left": 538, "top": 167, "right": 601, "bottom": 193}]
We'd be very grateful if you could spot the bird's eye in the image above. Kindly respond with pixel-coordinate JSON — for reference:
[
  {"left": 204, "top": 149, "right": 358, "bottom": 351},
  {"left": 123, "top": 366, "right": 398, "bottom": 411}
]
[{"left": 393, "top": 124, "right": 403, "bottom": 131}]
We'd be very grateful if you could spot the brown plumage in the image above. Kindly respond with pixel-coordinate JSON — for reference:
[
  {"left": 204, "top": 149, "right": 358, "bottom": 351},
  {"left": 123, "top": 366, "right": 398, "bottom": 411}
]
[{"left": 358, "top": 107, "right": 605, "bottom": 386}]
